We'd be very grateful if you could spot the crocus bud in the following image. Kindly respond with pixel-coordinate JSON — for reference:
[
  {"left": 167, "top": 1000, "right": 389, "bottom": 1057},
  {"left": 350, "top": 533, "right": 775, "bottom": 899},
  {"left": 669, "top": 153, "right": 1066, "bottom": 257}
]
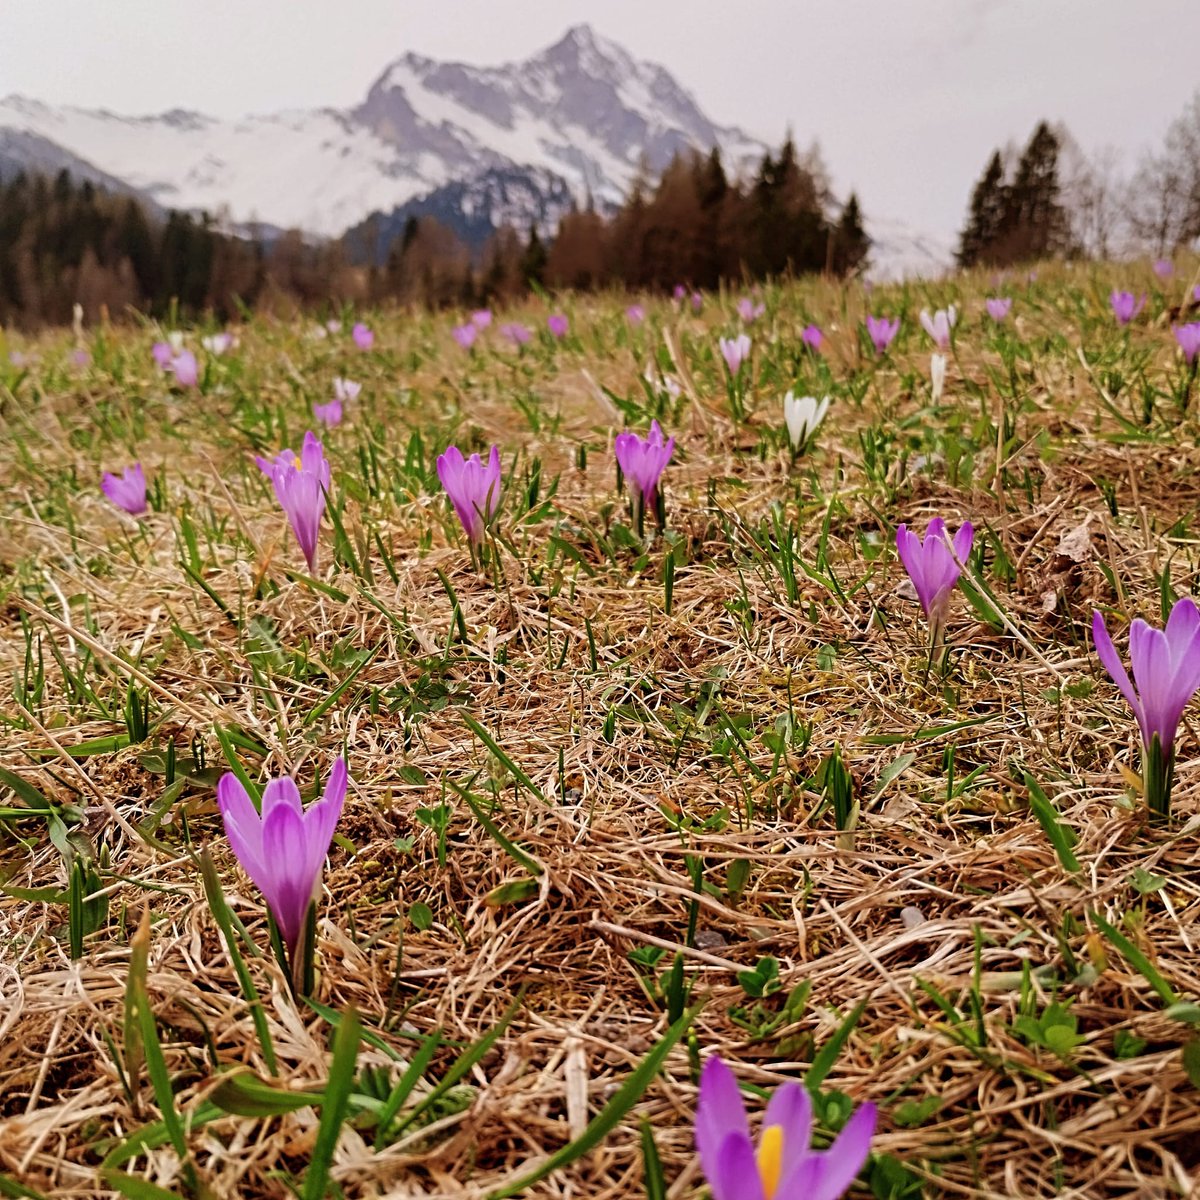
[
  {"left": 1173, "top": 323, "right": 1200, "bottom": 364},
  {"left": 783, "top": 392, "right": 830, "bottom": 453},
  {"left": 333, "top": 377, "right": 362, "bottom": 402},
  {"left": 896, "top": 518, "right": 974, "bottom": 639},
  {"left": 719, "top": 334, "right": 751, "bottom": 375},
  {"left": 865, "top": 315, "right": 900, "bottom": 354},
  {"left": 101, "top": 463, "right": 148, "bottom": 515},
  {"left": 1110, "top": 291, "right": 1145, "bottom": 325},
  {"left": 614, "top": 421, "right": 674, "bottom": 535},
  {"left": 437, "top": 445, "right": 502, "bottom": 548},
  {"left": 919, "top": 307, "right": 955, "bottom": 349},
  {"left": 312, "top": 398, "right": 343, "bottom": 427},
  {"left": 930, "top": 353, "right": 946, "bottom": 403},
  {"left": 1093, "top": 598, "right": 1200, "bottom": 820},
  {"left": 169, "top": 351, "right": 198, "bottom": 388},
  {"left": 217, "top": 759, "right": 347, "bottom": 966},
  {"left": 255, "top": 431, "right": 332, "bottom": 572}
]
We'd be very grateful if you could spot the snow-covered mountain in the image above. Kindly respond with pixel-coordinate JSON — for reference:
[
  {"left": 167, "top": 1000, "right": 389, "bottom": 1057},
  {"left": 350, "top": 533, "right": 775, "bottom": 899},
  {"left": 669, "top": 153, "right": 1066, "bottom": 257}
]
[
  {"left": 0, "top": 26, "right": 758, "bottom": 236},
  {"left": 865, "top": 216, "right": 955, "bottom": 282},
  {"left": 0, "top": 24, "right": 950, "bottom": 278}
]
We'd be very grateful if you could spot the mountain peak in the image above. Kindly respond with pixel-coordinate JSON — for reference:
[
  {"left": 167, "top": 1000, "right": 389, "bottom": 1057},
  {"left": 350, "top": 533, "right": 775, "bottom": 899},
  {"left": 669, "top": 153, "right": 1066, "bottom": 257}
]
[{"left": 536, "top": 23, "right": 632, "bottom": 74}]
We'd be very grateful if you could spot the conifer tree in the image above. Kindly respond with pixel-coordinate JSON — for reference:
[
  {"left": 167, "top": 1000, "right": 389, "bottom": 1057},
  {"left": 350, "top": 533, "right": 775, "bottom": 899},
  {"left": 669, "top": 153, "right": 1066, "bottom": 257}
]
[
  {"left": 957, "top": 150, "right": 1007, "bottom": 267},
  {"left": 831, "top": 192, "right": 870, "bottom": 276}
]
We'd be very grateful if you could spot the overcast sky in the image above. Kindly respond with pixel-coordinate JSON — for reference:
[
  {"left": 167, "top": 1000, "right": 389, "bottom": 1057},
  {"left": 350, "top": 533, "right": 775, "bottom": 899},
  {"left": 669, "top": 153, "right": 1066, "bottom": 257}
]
[{"left": 2, "top": 0, "right": 1197, "bottom": 239}]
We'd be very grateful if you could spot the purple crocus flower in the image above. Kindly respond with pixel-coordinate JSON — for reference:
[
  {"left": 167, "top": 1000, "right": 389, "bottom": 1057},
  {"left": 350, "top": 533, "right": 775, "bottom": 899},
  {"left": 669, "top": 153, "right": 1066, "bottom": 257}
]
[
  {"left": 986, "top": 298, "right": 1012, "bottom": 322},
  {"left": 695, "top": 1057, "right": 876, "bottom": 1200},
  {"left": 865, "top": 315, "right": 900, "bottom": 354},
  {"left": 919, "top": 306, "right": 956, "bottom": 349},
  {"left": 801, "top": 324, "right": 823, "bottom": 352},
  {"left": 1153, "top": 259, "right": 1174, "bottom": 280},
  {"left": 547, "top": 314, "right": 569, "bottom": 338},
  {"left": 101, "top": 463, "right": 148, "bottom": 515},
  {"left": 333, "top": 377, "right": 361, "bottom": 403},
  {"left": 691, "top": 291, "right": 704, "bottom": 313},
  {"left": 895, "top": 517, "right": 974, "bottom": 635},
  {"left": 169, "top": 350, "right": 198, "bottom": 388},
  {"left": 1173, "top": 322, "right": 1200, "bottom": 364},
  {"left": 255, "top": 431, "right": 331, "bottom": 572},
  {"left": 673, "top": 284, "right": 687, "bottom": 302},
  {"left": 312, "top": 398, "right": 343, "bottom": 427},
  {"left": 1111, "top": 291, "right": 1146, "bottom": 325},
  {"left": 501, "top": 322, "right": 531, "bottom": 346},
  {"left": 471, "top": 308, "right": 492, "bottom": 329},
  {"left": 326, "top": 318, "right": 342, "bottom": 333},
  {"left": 452, "top": 322, "right": 478, "bottom": 350},
  {"left": 737, "top": 297, "right": 765, "bottom": 322},
  {"left": 217, "top": 759, "right": 347, "bottom": 959},
  {"left": 626, "top": 304, "right": 646, "bottom": 324},
  {"left": 436, "top": 445, "right": 502, "bottom": 547},
  {"left": 719, "top": 334, "right": 751, "bottom": 376},
  {"left": 1093, "top": 598, "right": 1200, "bottom": 819},
  {"left": 71, "top": 348, "right": 92, "bottom": 368},
  {"left": 1194, "top": 285, "right": 1200, "bottom": 302},
  {"left": 352, "top": 322, "right": 375, "bottom": 350},
  {"left": 614, "top": 420, "right": 675, "bottom": 507},
  {"left": 151, "top": 341, "right": 173, "bottom": 368}
]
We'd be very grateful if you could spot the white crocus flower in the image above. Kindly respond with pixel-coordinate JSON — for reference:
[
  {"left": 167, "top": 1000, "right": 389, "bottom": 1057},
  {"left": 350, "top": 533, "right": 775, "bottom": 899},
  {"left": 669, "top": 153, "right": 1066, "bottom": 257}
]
[
  {"left": 930, "top": 353, "right": 946, "bottom": 403},
  {"left": 783, "top": 391, "right": 830, "bottom": 453},
  {"left": 167, "top": 330, "right": 184, "bottom": 354},
  {"left": 919, "top": 308, "right": 954, "bottom": 349}
]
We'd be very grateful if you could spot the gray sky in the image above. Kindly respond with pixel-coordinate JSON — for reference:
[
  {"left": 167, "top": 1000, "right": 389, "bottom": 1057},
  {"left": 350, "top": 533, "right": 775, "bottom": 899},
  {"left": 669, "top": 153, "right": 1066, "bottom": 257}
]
[{"left": 2, "top": 0, "right": 1197, "bottom": 239}]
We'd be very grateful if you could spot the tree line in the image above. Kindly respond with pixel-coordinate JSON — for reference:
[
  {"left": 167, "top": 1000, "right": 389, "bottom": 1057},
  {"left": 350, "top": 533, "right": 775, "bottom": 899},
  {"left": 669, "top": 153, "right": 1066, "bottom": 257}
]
[
  {"left": 958, "top": 90, "right": 1200, "bottom": 267},
  {"left": 1, "top": 87, "right": 1197, "bottom": 328},
  {"left": 0, "top": 135, "right": 867, "bottom": 327},
  {"left": 362, "top": 137, "right": 868, "bottom": 308}
]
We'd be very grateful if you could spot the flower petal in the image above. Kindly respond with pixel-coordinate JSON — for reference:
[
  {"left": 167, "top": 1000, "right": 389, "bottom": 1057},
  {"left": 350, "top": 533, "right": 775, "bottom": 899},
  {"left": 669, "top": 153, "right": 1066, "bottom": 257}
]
[
  {"left": 809, "top": 1102, "right": 877, "bottom": 1200},
  {"left": 712, "top": 1131, "right": 765, "bottom": 1200},
  {"left": 695, "top": 1057, "right": 751, "bottom": 1187},
  {"left": 1093, "top": 612, "right": 1146, "bottom": 742},
  {"left": 261, "top": 800, "right": 315, "bottom": 952},
  {"left": 762, "top": 1081, "right": 813, "bottom": 1182}
]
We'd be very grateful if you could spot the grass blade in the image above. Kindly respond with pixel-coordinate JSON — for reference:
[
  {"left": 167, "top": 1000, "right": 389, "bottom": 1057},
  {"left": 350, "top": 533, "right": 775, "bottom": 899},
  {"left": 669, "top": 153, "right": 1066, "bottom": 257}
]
[
  {"left": 487, "top": 1005, "right": 698, "bottom": 1199},
  {"left": 302, "top": 1006, "right": 361, "bottom": 1200}
]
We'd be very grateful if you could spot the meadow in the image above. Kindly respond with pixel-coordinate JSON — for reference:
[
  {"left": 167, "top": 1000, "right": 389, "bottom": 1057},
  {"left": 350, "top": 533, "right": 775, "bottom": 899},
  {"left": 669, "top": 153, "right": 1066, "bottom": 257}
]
[{"left": 0, "top": 266, "right": 1199, "bottom": 1199}]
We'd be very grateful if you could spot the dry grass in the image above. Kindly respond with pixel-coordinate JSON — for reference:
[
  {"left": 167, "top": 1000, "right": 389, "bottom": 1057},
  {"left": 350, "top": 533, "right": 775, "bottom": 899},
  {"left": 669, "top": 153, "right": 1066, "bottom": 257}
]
[{"left": 1, "top": 268, "right": 1200, "bottom": 1199}]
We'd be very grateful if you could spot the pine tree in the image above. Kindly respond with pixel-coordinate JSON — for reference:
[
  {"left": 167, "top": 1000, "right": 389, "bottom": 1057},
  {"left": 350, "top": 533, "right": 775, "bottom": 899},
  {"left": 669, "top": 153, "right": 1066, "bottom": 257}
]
[
  {"left": 520, "top": 225, "right": 548, "bottom": 286},
  {"left": 831, "top": 193, "right": 870, "bottom": 276},
  {"left": 1001, "top": 122, "right": 1070, "bottom": 261},
  {"left": 957, "top": 151, "right": 1007, "bottom": 267}
]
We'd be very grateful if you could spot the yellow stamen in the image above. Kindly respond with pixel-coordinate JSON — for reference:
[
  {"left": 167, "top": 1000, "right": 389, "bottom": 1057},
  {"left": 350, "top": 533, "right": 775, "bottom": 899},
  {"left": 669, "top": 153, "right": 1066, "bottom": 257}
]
[
  {"left": 292, "top": 455, "right": 303, "bottom": 468},
  {"left": 756, "top": 1124, "right": 784, "bottom": 1200}
]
